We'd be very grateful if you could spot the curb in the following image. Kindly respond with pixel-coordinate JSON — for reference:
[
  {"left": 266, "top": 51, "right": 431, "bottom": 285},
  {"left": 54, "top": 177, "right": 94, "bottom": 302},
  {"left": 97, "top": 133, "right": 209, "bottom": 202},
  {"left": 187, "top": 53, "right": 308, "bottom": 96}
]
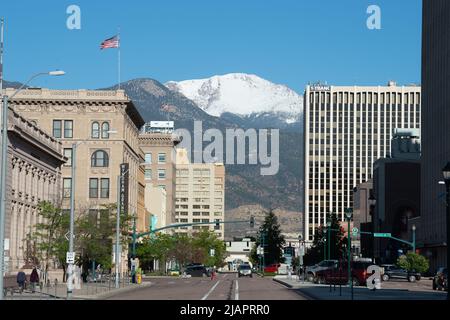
[
  {"left": 77, "top": 282, "right": 152, "bottom": 300},
  {"left": 272, "top": 278, "right": 318, "bottom": 300}
]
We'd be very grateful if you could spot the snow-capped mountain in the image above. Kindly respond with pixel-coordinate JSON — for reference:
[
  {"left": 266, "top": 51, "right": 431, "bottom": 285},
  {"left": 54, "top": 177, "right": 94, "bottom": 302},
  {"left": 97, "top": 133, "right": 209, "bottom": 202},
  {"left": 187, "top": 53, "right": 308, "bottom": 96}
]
[{"left": 165, "top": 73, "right": 303, "bottom": 124}]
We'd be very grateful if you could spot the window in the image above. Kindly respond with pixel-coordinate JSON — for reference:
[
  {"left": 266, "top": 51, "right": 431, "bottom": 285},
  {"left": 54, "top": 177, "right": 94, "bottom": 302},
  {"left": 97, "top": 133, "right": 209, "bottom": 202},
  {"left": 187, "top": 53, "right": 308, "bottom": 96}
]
[
  {"left": 64, "top": 120, "right": 73, "bottom": 138},
  {"left": 91, "top": 150, "right": 109, "bottom": 167},
  {"left": 89, "top": 178, "right": 99, "bottom": 198},
  {"left": 102, "top": 122, "right": 110, "bottom": 139},
  {"left": 145, "top": 169, "right": 152, "bottom": 180},
  {"left": 64, "top": 148, "right": 73, "bottom": 167},
  {"left": 53, "top": 120, "right": 62, "bottom": 138},
  {"left": 91, "top": 122, "right": 100, "bottom": 139},
  {"left": 145, "top": 153, "right": 152, "bottom": 164},
  {"left": 63, "top": 178, "right": 72, "bottom": 198},
  {"left": 158, "top": 169, "right": 166, "bottom": 180},
  {"left": 158, "top": 153, "right": 166, "bottom": 164},
  {"left": 100, "top": 178, "right": 110, "bottom": 198}
]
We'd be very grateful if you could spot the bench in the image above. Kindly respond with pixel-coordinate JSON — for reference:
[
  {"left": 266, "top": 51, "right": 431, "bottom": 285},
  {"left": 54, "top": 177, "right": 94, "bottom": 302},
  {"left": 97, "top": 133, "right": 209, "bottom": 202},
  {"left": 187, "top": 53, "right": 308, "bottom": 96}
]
[{"left": 3, "top": 275, "right": 31, "bottom": 296}]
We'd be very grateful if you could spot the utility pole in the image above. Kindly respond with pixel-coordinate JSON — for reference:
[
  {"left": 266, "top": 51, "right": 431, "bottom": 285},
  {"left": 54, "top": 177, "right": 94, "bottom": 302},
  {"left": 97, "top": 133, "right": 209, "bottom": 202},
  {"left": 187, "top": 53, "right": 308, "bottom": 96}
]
[{"left": 0, "top": 18, "right": 5, "bottom": 301}]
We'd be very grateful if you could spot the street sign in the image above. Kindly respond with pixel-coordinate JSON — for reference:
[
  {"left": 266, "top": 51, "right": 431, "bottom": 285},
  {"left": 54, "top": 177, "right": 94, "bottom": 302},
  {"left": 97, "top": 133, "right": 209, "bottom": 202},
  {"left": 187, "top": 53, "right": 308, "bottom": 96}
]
[
  {"left": 66, "top": 252, "right": 75, "bottom": 264},
  {"left": 352, "top": 227, "right": 359, "bottom": 236},
  {"left": 257, "top": 246, "right": 263, "bottom": 255},
  {"left": 374, "top": 233, "right": 391, "bottom": 238}
]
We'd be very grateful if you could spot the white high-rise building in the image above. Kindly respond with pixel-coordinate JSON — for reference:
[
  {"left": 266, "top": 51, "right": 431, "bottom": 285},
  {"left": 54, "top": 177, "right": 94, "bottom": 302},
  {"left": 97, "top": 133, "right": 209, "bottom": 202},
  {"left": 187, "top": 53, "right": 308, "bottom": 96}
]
[{"left": 303, "top": 83, "right": 421, "bottom": 243}]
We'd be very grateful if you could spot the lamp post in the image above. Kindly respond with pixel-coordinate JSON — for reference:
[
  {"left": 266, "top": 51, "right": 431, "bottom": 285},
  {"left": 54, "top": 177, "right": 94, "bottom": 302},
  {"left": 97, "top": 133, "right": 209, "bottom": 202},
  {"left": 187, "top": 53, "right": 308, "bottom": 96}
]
[
  {"left": 441, "top": 162, "right": 450, "bottom": 301},
  {"left": 345, "top": 208, "right": 353, "bottom": 300},
  {"left": 326, "top": 219, "right": 332, "bottom": 260},
  {"left": 368, "top": 195, "right": 376, "bottom": 263},
  {"left": 323, "top": 237, "right": 327, "bottom": 261},
  {"left": 0, "top": 70, "right": 65, "bottom": 300},
  {"left": 298, "top": 233, "right": 304, "bottom": 282},
  {"left": 411, "top": 224, "right": 416, "bottom": 254}
]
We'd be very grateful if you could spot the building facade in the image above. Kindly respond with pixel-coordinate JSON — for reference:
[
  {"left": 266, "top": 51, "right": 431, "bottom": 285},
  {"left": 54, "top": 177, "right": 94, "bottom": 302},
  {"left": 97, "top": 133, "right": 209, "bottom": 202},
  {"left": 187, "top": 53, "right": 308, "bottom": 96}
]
[
  {"left": 2, "top": 107, "right": 66, "bottom": 273},
  {"left": 145, "top": 183, "right": 167, "bottom": 233},
  {"left": 303, "top": 83, "right": 421, "bottom": 243},
  {"left": 139, "top": 122, "right": 180, "bottom": 227},
  {"left": 8, "top": 88, "right": 145, "bottom": 272},
  {"left": 175, "top": 148, "right": 225, "bottom": 240},
  {"left": 420, "top": 0, "right": 450, "bottom": 271}
]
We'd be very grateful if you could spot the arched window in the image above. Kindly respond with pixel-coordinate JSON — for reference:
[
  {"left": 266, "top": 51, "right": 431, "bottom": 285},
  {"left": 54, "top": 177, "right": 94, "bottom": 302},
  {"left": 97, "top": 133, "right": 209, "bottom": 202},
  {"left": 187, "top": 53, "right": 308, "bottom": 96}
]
[
  {"left": 91, "top": 122, "right": 100, "bottom": 139},
  {"left": 91, "top": 150, "right": 109, "bottom": 167},
  {"left": 102, "top": 122, "right": 110, "bottom": 139}
]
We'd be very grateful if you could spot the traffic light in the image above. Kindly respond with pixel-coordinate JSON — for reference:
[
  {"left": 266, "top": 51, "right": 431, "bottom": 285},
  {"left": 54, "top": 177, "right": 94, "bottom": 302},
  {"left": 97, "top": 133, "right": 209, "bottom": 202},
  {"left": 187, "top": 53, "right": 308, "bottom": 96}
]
[
  {"left": 215, "top": 219, "right": 220, "bottom": 230},
  {"left": 250, "top": 216, "right": 255, "bottom": 228}
]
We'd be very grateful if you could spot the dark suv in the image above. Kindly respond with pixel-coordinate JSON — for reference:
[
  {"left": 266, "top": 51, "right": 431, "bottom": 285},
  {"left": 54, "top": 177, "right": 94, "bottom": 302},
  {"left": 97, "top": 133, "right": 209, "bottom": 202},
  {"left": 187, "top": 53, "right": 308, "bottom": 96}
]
[
  {"left": 433, "top": 267, "right": 448, "bottom": 291},
  {"left": 382, "top": 265, "right": 421, "bottom": 282},
  {"left": 185, "top": 264, "right": 207, "bottom": 277}
]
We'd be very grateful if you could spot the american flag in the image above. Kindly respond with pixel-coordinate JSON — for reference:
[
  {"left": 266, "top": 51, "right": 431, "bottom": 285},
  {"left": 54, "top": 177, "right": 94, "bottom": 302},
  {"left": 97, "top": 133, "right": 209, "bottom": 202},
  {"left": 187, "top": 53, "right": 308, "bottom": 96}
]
[{"left": 100, "top": 35, "right": 119, "bottom": 50}]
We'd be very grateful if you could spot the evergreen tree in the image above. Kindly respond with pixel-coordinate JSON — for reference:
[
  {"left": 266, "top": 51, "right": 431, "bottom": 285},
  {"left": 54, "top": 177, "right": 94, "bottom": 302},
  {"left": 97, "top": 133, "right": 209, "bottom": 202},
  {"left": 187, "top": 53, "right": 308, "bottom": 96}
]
[{"left": 250, "top": 209, "right": 286, "bottom": 266}]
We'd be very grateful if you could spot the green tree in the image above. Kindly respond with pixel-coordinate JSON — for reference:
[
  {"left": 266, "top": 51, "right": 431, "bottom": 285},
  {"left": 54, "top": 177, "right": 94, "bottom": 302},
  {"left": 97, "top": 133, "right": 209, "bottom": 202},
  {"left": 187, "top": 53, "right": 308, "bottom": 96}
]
[
  {"left": 26, "top": 201, "right": 70, "bottom": 282},
  {"left": 250, "top": 209, "right": 285, "bottom": 266},
  {"left": 191, "top": 230, "right": 227, "bottom": 267},
  {"left": 76, "top": 204, "right": 132, "bottom": 276},
  {"left": 396, "top": 253, "right": 429, "bottom": 273}
]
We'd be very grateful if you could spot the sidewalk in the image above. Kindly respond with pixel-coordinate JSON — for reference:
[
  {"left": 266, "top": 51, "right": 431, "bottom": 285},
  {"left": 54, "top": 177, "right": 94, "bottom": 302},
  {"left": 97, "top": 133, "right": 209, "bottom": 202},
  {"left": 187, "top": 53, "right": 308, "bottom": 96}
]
[
  {"left": 273, "top": 276, "right": 447, "bottom": 300},
  {"left": 5, "top": 279, "right": 152, "bottom": 300}
]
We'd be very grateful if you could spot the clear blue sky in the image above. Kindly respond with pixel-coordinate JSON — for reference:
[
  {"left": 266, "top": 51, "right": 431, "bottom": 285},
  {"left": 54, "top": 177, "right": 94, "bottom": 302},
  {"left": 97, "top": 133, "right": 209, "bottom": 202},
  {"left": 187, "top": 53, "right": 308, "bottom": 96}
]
[{"left": 1, "top": 0, "right": 421, "bottom": 93}]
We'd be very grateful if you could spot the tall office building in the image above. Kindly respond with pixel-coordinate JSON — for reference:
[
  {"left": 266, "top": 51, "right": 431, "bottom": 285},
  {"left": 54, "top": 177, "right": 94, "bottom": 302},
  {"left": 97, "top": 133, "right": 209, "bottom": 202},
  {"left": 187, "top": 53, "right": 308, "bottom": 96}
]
[
  {"left": 303, "top": 83, "right": 421, "bottom": 243},
  {"left": 139, "top": 121, "right": 181, "bottom": 227},
  {"left": 420, "top": 0, "right": 450, "bottom": 271},
  {"left": 175, "top": 148, "right": 225, "bottom": 240}
]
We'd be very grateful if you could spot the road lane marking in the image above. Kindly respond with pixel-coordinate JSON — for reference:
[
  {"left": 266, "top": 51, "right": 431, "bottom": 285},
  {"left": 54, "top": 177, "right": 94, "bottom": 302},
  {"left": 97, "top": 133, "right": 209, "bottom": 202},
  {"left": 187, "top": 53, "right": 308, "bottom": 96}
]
[
  {"left": 235, "top": 280, "right": 239, "bottom": 300},
  {"left": 201, "top": 280, "right": 221, "bottom": 300}
]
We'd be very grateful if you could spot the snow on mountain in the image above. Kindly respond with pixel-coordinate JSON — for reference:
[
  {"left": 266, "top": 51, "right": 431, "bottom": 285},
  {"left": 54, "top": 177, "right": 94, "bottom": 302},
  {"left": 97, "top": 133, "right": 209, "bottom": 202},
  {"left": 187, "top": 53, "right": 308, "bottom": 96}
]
[{"left": 165, "top": 73, "right": 303, "bottom": 123}]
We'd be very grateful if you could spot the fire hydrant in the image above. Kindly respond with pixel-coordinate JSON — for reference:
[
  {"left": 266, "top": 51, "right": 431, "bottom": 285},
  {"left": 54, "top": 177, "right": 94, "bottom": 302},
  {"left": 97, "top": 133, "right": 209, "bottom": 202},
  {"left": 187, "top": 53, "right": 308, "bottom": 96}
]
[{"left": 136, "top": 268, "right": 142, "bottom": 284}]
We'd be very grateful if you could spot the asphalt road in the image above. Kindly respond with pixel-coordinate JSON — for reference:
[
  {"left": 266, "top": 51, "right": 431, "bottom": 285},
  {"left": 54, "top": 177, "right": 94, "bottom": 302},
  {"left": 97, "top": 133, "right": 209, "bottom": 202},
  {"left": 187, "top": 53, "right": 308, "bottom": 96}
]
[{"left": 107, "top": 273, "right": 307, "bottom": 300}]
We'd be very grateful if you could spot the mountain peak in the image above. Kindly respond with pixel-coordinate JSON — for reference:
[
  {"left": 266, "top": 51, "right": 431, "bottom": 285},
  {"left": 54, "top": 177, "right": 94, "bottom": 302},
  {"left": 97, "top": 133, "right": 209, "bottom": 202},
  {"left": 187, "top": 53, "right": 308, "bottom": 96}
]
[{"left": 165, "top": 73, "right": 303, "bottom": 123}]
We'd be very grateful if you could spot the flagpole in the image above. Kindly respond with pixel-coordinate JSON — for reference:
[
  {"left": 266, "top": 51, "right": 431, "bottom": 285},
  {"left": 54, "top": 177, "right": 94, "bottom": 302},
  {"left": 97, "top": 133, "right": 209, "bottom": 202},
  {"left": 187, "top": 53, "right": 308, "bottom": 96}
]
[
  {"left": 0, "top": 18, "right": 4, "bottom": 94},
  {"left": 118, "top": 26, "right": 121, "bottom": 90}
]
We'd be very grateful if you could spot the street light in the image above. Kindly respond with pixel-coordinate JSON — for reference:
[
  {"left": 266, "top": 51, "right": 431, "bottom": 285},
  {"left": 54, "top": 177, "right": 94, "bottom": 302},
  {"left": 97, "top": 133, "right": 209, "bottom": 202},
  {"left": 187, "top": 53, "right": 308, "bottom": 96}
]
[
  {"left": 326, "top": 219, "right": 332, "bottom": 260},
  {"left": 441, "top": 162, "right": 450, "bottom": 301},
  {"left": 0, "top": 70, "right": 65, "bottom": 300},
  {"left": 411, "top": 224, "right": 416, "bottom": 253},
  {"left": 345, "top": 208, "right": 353, "bottom": 300}
]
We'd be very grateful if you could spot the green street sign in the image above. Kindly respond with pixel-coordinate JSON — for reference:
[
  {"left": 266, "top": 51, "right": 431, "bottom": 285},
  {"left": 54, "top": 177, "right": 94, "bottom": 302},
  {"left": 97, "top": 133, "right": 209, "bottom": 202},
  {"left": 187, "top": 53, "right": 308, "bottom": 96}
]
[{"left": 374, "top": 233, "right": 391, "bottom": 238}]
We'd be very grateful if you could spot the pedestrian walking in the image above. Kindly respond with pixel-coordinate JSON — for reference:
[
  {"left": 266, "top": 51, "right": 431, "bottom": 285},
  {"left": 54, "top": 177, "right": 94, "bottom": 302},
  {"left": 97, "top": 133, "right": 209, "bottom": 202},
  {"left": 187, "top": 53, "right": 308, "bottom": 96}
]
[
  {"left": 210, "top": 267, "right": 216, "bottom": 281},
  {"left": 30, "top": 267, "right": 39, "bottom": 293},
  {"left": 16, "top": 268, "right": 26, "bottom": 293}
]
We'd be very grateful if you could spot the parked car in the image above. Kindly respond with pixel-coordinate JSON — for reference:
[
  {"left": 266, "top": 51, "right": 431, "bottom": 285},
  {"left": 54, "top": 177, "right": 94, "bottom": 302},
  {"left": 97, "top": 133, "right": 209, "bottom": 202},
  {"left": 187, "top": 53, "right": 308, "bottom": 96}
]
[
  {"left": 314, "top": 260, "right": 373, "bottom": 286},
  {"left": 305, "top": 260, "right": 338, "bottom": 282},
  {"left": 185, "top": 265, "right": 207, "bottom": 277},
  {"left": 238, "top": 264, "right": 253, "bottom": 277},
  {"left": 432, "top": 267, "right": 448, "bottom": 291},
  {"left": 264, "top": 263, "right": 280, "bottom": 273},
  {"left": 381, "top": 266, "right": 421, "bottom": 282}
]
